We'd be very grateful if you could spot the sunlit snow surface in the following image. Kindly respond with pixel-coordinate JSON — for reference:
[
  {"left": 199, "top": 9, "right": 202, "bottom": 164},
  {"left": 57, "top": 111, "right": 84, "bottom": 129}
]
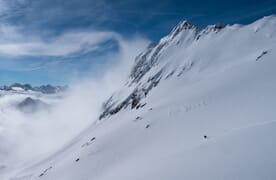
[{"left": 1, "top": 16, "right": 276, "bottom": 180}]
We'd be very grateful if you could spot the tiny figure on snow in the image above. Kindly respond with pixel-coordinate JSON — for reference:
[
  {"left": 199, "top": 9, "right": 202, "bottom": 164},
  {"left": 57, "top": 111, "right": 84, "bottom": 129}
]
[{"left": 145, "top": 124, "right": 150, "bottom": 129}]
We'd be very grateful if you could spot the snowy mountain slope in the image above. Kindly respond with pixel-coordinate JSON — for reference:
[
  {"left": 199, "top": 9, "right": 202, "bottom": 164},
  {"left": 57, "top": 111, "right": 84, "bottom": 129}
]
[
  {"left": 100, "top": 15, "right": 275, "bottom": 119},
  {"left": 4, "top": 15, "right": 276, "bottom": 180}
]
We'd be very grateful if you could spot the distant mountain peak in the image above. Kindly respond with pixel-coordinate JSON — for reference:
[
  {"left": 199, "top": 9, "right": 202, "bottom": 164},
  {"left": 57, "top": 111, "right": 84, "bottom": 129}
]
[
  {"left": 17, "top": 97, "right": 49, "bottom": 113},
  {"left": 0, "top": 83, "right": 68, "bottom": 94}
]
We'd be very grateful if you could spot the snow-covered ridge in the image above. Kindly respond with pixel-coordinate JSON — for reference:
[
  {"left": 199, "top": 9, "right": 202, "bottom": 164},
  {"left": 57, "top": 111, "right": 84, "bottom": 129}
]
[{"left": 100, "top": 15, "right": 276, "bottom": 120}]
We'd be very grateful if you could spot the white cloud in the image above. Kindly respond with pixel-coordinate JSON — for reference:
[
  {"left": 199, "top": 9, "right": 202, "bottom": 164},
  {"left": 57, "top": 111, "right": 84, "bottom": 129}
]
[{"left": 0, "top": 25, "right": 119, "bottom": 56}]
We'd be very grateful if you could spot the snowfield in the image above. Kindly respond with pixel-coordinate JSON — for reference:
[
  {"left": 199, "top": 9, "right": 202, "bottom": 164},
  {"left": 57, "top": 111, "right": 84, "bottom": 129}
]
[{"left": 1, "top": 15, "right": 276, "bottom": 180}]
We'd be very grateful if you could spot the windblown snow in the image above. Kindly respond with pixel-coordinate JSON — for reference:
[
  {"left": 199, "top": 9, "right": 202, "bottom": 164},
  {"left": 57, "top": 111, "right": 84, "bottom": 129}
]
[{"left": 1, "top": 15, "right": 276, "bottom": 180}]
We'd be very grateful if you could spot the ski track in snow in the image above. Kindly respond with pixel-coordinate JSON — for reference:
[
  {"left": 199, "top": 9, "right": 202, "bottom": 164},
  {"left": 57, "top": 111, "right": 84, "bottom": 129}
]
[{"left": 167, "top": 100, "right": 208, "bottom": 117}]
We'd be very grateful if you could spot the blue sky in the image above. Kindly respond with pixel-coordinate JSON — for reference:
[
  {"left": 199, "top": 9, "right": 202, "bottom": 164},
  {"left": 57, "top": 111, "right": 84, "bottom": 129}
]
[{"left": 0, "top": 0, "right": 275, "bottom": 85}]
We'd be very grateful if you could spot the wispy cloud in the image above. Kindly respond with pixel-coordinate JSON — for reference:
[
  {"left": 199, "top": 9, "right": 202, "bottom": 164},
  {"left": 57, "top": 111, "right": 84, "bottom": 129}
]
[{"left": 0, "top": 24, "right": 118, "bottom": 56}]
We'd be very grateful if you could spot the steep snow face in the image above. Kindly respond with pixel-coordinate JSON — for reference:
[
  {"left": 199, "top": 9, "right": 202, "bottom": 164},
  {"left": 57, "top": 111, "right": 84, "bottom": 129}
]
[
  {"left": 130, "top": 21, "right": 198, "bottom": 84},
  {"left": 100, "top": 15, "right": 276, "bottom": 119},
  {"left": 3, "top": 15, "right": 276, "bottom": 180}
]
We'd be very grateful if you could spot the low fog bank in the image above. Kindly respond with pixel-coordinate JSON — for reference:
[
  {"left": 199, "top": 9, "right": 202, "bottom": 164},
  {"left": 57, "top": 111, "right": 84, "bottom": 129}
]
[{"left": 0, "top": 36, "right": 149, "bottom": 173}]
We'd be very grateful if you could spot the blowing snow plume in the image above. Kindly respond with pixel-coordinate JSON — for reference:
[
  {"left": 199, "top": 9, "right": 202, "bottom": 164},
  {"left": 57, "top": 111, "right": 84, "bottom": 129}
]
[{"left": 0, "top": 36, "right": 149, "bottom": 179}]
